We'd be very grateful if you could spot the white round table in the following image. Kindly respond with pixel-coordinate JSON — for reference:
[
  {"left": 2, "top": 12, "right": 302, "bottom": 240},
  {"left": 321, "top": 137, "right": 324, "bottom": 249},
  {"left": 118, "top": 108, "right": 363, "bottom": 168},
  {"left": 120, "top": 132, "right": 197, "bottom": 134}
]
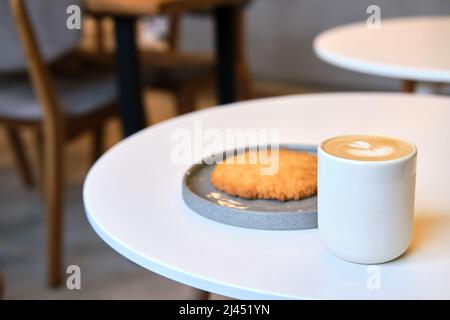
[
  {"left": 314, "top": 16, "right": 450, "bottom": 92},
  {"left": 84, "top": 93, "right": 450, "bottom": 299}
]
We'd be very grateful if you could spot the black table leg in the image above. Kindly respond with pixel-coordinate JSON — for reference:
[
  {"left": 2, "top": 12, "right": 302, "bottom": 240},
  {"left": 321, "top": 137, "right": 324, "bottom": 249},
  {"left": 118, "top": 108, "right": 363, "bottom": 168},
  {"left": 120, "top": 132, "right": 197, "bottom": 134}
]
[
  {"left": 214, "top": 6, "right": 237, "bottom": 104},
  {"left": 114, "top": 16, "right": 146, "bottom": 137}
]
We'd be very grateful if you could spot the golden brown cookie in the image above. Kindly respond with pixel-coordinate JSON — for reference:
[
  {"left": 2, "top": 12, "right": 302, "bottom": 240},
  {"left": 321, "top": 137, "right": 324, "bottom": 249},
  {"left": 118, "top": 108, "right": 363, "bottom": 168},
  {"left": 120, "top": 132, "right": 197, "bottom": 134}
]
[{"left": 210, "top": 149, "right": 317, "bottom": 201}]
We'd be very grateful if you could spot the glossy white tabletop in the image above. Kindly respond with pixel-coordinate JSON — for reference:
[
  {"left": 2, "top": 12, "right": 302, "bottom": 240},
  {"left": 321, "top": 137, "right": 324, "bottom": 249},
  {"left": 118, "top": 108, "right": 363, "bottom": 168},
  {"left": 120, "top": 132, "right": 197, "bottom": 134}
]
[
  {"left": 314, "top": 16, "right": 450, "bottom": 83},
  {"left": 84, "top": 93, "right": 450, "bottom": 299}
]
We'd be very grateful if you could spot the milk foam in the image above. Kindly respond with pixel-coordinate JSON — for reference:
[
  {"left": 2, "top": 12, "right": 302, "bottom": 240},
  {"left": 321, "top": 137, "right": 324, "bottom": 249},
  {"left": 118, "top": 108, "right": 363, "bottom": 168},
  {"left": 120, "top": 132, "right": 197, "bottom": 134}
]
[
  {"left": 346, "top": 140, "right": 394, "bottom": 158},
  {"left": 322, "top": 135, "right": 414, "bottom": 161}
]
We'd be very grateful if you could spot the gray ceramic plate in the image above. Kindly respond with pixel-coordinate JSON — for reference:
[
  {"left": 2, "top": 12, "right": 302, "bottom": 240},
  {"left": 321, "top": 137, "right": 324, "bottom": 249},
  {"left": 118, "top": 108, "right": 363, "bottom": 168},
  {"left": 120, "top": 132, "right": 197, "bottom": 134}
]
[{"left": 182, "top": 144, "right": 318, "bottom": 230}]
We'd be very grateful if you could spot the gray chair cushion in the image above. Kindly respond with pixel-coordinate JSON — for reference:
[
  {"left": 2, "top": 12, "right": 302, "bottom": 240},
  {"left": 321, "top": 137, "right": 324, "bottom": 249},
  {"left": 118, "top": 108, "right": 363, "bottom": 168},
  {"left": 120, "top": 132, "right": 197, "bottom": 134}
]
[
  {"left": 0, "top": 0, "right": 81, "bottom": 72},
  {"left": 0, "top": 69, "right": 116, "bottom": 121}
]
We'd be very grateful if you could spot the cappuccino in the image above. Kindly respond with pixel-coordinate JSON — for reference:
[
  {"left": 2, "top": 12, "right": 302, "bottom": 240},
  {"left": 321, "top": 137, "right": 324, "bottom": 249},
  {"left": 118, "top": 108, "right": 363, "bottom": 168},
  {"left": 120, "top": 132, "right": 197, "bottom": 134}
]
[
  {"left": 318, "top": 134, "right": 417, "bottom": 263},
  {"left": 321, "top": 135, "right": 414, "bottom": 161}
]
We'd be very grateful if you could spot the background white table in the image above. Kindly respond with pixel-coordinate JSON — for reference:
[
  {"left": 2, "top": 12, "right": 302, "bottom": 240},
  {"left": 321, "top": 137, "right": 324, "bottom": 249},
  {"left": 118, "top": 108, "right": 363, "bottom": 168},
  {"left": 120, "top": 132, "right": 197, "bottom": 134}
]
[
  {"left": 314, "top": 16, "right": 450, "bottom": 93},
  {"left": 84, "top": 93, "right": 450, "bottom": 299}
]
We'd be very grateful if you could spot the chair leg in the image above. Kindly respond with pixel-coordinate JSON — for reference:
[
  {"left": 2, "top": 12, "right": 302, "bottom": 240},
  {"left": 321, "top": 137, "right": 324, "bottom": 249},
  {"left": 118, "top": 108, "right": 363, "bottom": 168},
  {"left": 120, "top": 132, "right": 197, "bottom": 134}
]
[
  {"left": 401, "top": 80, "right": 416, "bottom": 93},
  {"left": 92, "top": 126, "right": 103, "bottom": 164},
  {"left": 93, "top": 16, "right": 106, "bottom": 54},
  {"left": 175, "top": 84, "right": 196, "bottom": 115},
  {"left": 167, "top": 13, "right": 181, "bottom": 52},
  {"left": 0, "top": 272, "right": 4, "bottom": 299},
  {"left": 5, "top": 128, "right": 34, "bottom": 188},
  {"left": 43, "top": 128, "right": 64, "bottom": 287}
]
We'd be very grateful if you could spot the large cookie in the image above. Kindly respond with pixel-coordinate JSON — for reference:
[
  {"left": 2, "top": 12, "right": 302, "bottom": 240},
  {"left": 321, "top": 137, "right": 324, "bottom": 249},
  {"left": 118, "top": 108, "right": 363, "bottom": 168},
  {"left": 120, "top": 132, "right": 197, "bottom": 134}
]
[{"left": 210, "top": 149, "right": 317, "bottom": 201}]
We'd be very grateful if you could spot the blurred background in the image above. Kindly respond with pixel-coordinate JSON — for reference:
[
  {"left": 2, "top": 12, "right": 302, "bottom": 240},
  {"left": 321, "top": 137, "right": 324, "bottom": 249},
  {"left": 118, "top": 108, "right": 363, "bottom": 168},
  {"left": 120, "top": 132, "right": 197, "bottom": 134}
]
[
  {"left": 0, "top": 0, "right": 449, "bottom": 299},
  {"left": 183, "top": 0, "right": 450, "bottom": 91}
]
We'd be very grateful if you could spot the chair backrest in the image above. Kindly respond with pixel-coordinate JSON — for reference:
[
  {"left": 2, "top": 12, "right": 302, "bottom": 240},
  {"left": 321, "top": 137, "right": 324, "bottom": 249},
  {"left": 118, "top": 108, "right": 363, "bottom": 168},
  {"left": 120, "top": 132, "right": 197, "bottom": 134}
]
[
  {"left": 0, "top": 0, "right": 81, "bottom": 73},
  {"left": 9, "top": 0, "right": 70, "bottom": 129}
]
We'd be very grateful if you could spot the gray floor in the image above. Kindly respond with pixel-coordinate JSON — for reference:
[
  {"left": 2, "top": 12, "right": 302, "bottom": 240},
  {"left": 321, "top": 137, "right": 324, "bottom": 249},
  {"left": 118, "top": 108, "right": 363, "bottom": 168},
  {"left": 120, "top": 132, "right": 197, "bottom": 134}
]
[{"left": 0, "top": 148, "right": 205, "bottom": 299}]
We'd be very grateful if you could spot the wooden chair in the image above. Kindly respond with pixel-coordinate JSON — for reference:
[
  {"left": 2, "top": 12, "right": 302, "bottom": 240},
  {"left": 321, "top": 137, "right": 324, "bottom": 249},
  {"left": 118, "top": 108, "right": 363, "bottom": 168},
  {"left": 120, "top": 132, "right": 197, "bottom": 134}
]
[
  {"left": 162, "top": 9, "right": 253, "bottom": 105},
  {"left": 2, "top": 0, "right": 118, "bottom": 286}
]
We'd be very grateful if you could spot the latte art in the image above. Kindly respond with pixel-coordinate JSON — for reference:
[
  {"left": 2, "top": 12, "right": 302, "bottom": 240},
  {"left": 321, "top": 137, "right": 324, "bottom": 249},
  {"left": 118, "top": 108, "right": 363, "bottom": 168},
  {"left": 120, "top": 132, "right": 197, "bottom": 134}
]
[
  {"left": 322, "top": 135, "right": 414, "bottom": 161},
  {"left": 346, "top": 140, "right": 394, "bottom": 158}
]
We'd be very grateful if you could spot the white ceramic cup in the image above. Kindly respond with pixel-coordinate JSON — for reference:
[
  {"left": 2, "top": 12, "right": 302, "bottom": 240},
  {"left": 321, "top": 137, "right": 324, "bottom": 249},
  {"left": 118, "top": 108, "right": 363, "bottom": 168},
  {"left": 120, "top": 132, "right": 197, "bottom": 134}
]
[{"left": 318, "top": 136, "right": 417, "bottom": 264}]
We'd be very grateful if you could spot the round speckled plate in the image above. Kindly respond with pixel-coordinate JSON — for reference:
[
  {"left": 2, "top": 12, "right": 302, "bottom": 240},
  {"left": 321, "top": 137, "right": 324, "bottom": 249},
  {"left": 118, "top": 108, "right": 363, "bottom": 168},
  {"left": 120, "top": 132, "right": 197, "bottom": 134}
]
[{"left": 182, "top": 144, "right": 317, "bottom": 230}]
